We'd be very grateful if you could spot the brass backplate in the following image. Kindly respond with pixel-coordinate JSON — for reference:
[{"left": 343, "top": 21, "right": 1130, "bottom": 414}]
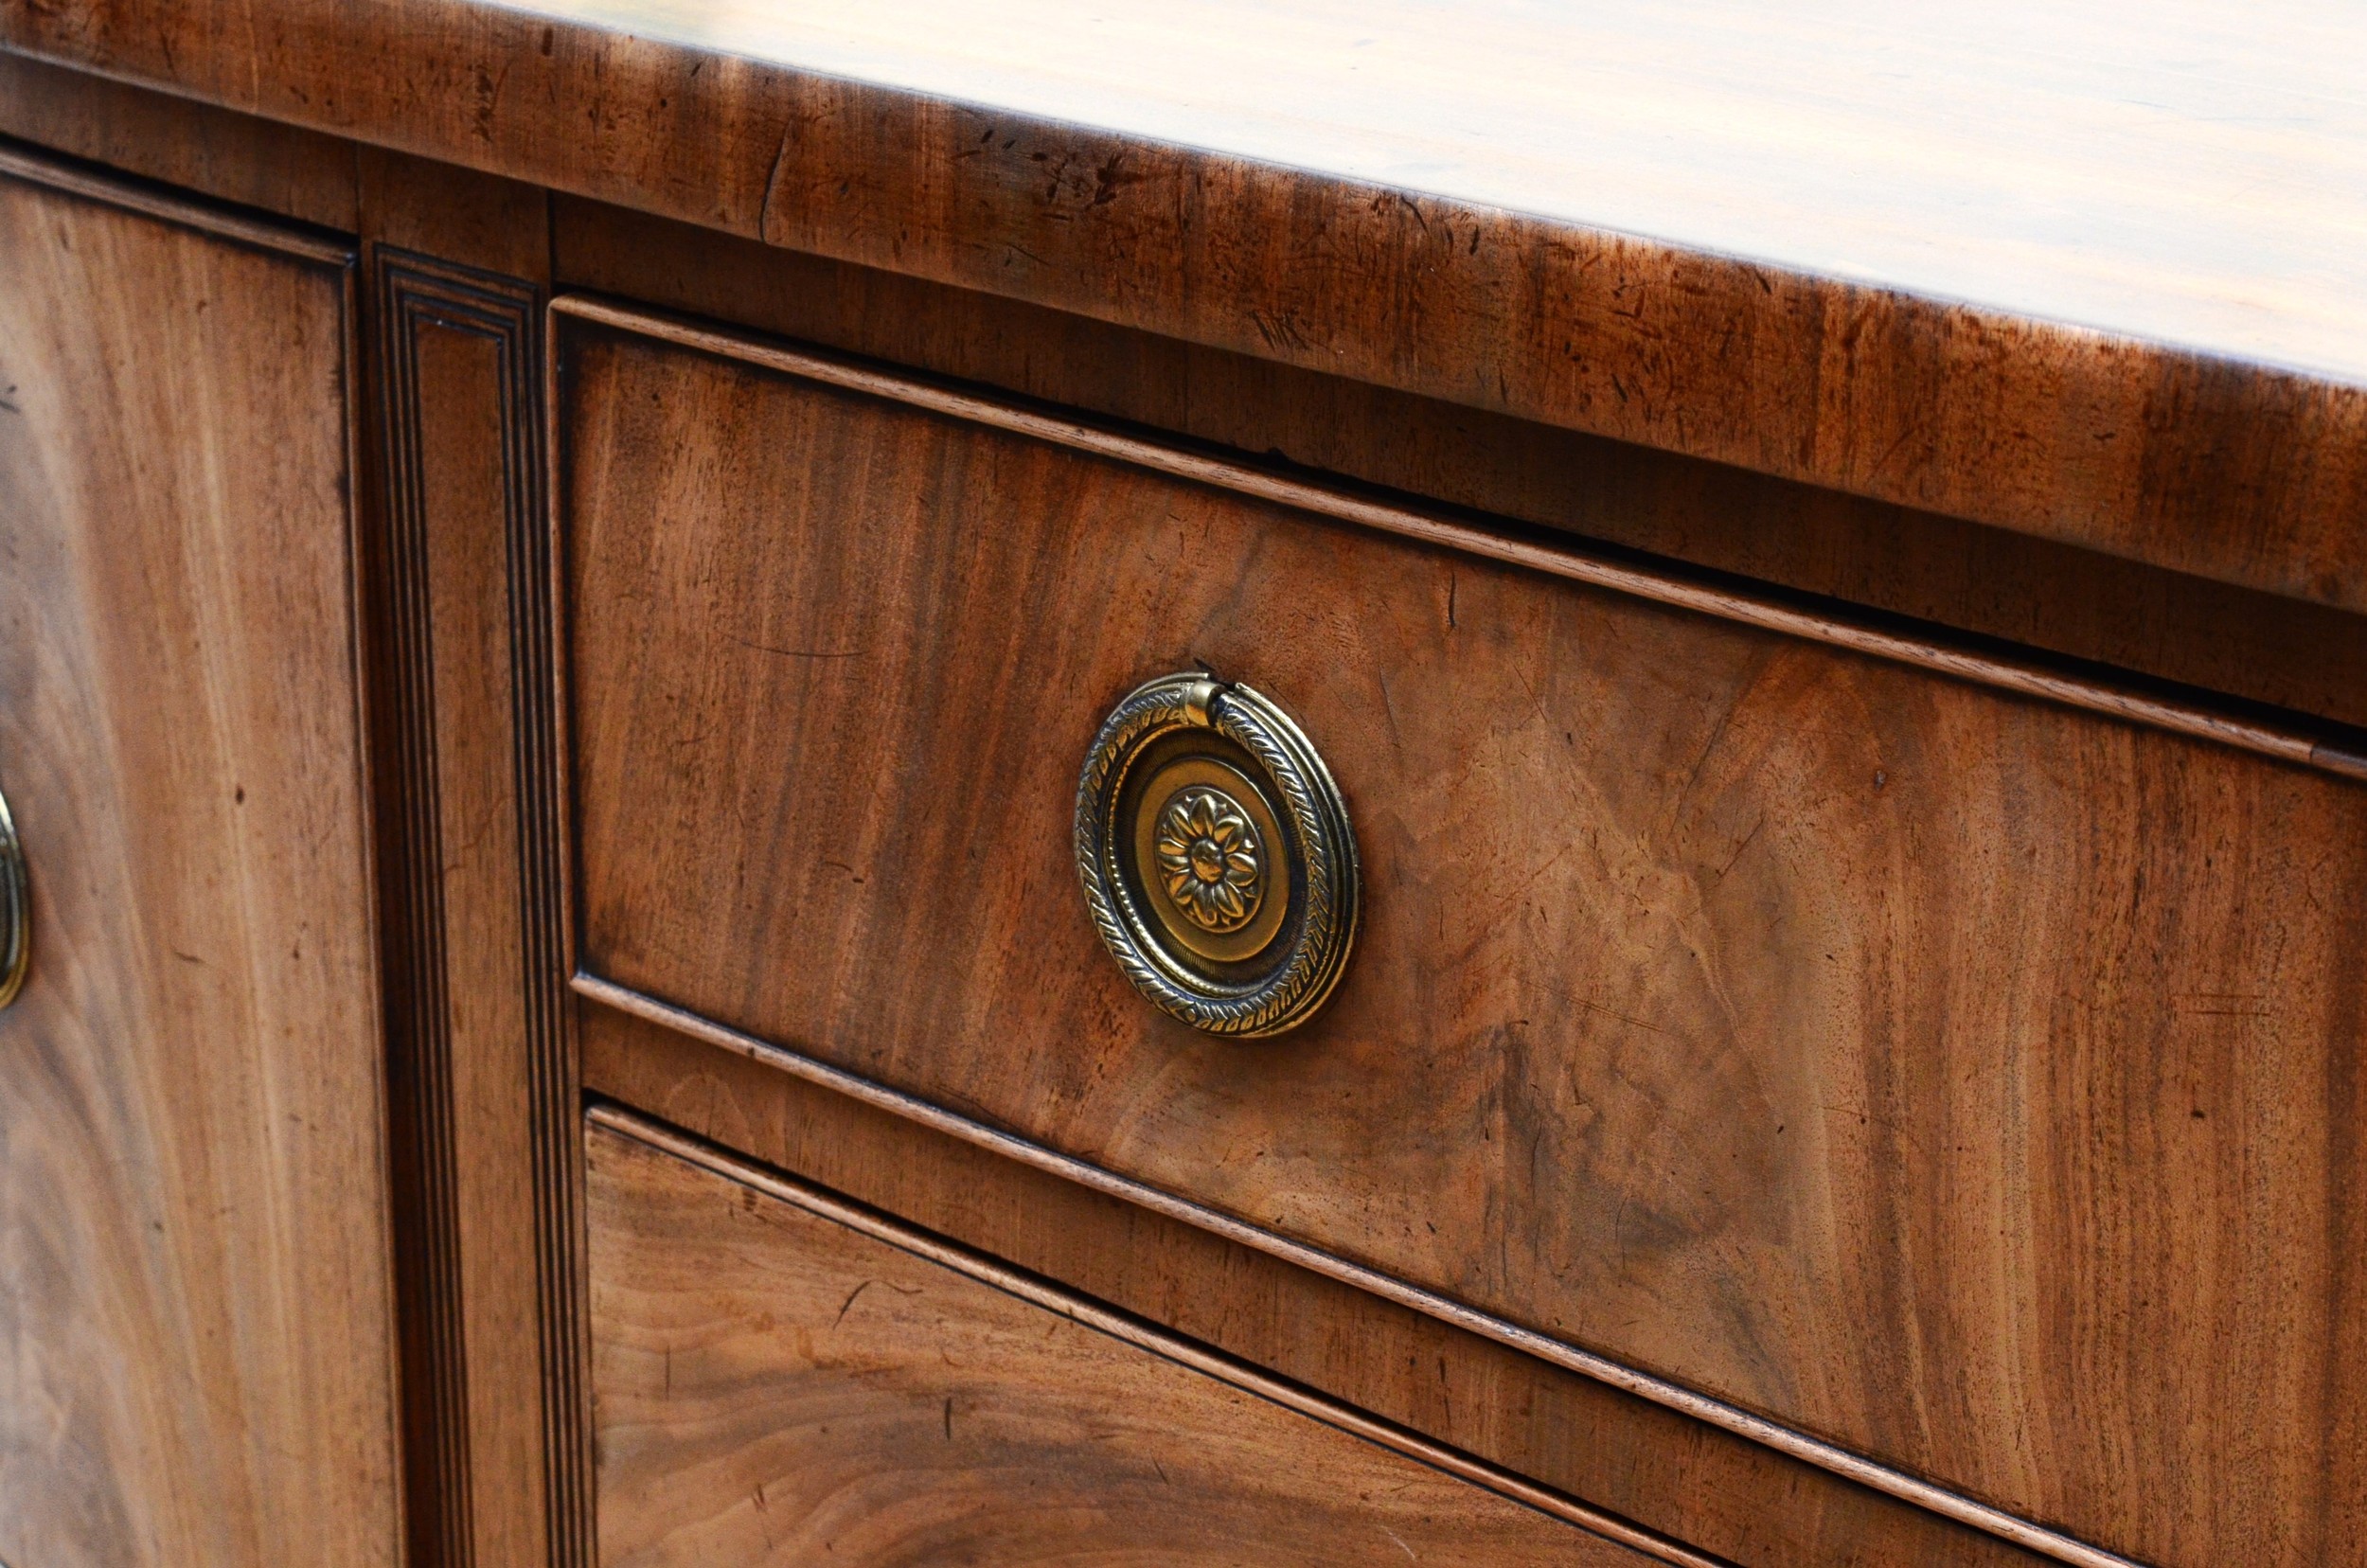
[{"left": 1074, "top": 672, "right": 1357, "bottom": 1037}]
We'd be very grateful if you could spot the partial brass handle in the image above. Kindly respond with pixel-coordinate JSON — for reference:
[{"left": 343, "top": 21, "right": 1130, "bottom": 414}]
[
  {"left": 1074, "top": 672, "right": 1359, "bottom": 1036},
  {"left": 0, "top": 786, "right": 27, "bottom": 1009}
]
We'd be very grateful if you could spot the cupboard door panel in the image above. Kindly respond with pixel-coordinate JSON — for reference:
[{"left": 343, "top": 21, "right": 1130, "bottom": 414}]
[
  {"left": 0, "top": 156, "right": 400, "bottom": 1567},
  {"left": 587, "top": 1111, "right": 1681, "bottom": 1566}
]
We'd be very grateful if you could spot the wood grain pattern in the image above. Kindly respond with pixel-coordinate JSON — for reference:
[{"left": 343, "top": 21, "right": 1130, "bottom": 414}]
[
  {"left": 584, "top": 999, "right": 2056, "bottom": 1568},
  {"left": 9, "top": 46, "right": 2359, "bottom": 747},
  {"left": 367, "top": 242, "right": 580, "bottom": 1568},
  {"left": 8, "top": 6, "right": 2367, "bottom": 607},
  {"left": 556, "top": 311, "right": 2367, "bottom": 1568},
  {"left": 0, "top": 152, "right": 400, "bottom": 1566},
  {"left": 586, "top": 1108, "right": 1699, "bottom": 1567},
  {"left": 554, "top": 296, "right": 2365, "bottom": 785},
  {"left": 362, "top": 225, "right": 587, "bottom": 1568},
  {"left": 360, "top": 148, "right": 551, "bottom": 283},
  {"left": 556, "top": 200, "right": 2367, "bottom": 738},
  {"left": 0, "top": 54, "right": 357, "bottom": 229}
]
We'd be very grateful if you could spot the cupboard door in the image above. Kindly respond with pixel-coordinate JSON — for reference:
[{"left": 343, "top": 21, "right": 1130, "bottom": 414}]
[
  {"left": 0, "top": 153, "right": 400, "bottom": 1567},
  {"left": 588, "top": 1110, "right": 1687, "bottom": 1566}
]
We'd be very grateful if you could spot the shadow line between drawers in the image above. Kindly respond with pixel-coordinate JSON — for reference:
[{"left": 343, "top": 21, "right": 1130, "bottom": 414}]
[
  {"left": 572, "top": 970, "right": 2143, "bottom": 1568},
  {"left": 552, "top": 293, "right": 2367, "bottom": 785},
  {"left": 587, "top": 1101, "right": 1727, "bottom": 1568}
]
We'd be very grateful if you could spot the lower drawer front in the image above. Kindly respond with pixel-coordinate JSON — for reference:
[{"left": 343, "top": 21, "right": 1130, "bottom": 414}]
[
  {"left": 558, "top": 303, "right": 2367, "bottom": 1567},
  {"left": 586, "top": 1114, "right": 1664, "bottom": 1565}
]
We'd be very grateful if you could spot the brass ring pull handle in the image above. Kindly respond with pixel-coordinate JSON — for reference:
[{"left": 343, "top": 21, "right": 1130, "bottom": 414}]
[
  {"left": 1074, "top": 672, "right": 1359, "bottom": 1036},
  {"left": 0, "top": 787, "right": 27, "bottom": 1009}
]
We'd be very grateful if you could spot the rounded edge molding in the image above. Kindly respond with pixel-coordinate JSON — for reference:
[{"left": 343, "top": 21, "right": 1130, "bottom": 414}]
[{"left": 1074, "top": 671, "right": 1359, "bottom": 1037}]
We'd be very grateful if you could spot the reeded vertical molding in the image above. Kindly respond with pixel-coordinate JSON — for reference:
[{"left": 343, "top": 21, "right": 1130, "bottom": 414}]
[
  {"left": 366, "top": 243, "right": 472, "bottom": 1568},
  {"left": 366, "top": 246, "right": 586, "bottom": 1568}
]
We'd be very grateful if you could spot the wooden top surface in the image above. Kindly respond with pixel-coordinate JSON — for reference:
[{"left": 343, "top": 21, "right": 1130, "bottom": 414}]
[
  {"left": 591, "top": 0, "right": 2367, "bottom": 387},
  {"left": 12, "top": 0, "right": 2367, "bottom": 609}
]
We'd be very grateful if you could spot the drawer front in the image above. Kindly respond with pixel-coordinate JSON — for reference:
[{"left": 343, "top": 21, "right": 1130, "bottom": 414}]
[
  {"left": 557, "top": 303, "right": 2367, "bottom": 1566},
  {"left": 586, "top": 1111, "right": 1668, "bottom": 1564}
]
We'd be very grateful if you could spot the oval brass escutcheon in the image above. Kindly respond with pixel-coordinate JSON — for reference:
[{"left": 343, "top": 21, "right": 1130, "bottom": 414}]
[
  {"left": 0, "top": 785, "right": 28, "bottom": 1010},
  {"left": 1074, "top": 672, "right": 1358, "bottom": 1036}
]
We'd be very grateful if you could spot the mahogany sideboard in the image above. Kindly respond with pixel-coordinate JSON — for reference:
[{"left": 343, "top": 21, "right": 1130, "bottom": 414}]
[{"left": 3, "top": 6, "right": 2364, "bottom": 1566}]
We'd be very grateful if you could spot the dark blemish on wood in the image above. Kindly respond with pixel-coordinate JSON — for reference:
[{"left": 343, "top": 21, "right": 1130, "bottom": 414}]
[
  {"left": 1579, "top": 996, "right": 1666, "bottom": 1035},
  {"left": 1091, "top": 153, "right": 1146, "bottom": 206},
  {"left": 721, "top": 631, "right": 863, "bottom": 660},
  {"left": 1714, "top": 815, "right": 1764, "bottom": 879}
]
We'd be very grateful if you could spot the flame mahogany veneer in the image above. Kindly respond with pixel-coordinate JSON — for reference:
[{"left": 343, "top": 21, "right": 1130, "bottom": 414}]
[{"left": 7, "top": 14, "right": 2366, "bottom": 1566}]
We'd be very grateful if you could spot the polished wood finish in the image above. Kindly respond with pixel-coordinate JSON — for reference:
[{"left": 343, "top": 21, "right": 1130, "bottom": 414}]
[
  {"left": 557, "top": 305, "right": 2367, "bottom": 1568},
  {"left": 587, "top": 1108, "right": 1698, "bottom": 1567},
  {"left": 10, "top": 55, "right": 2364, "bottom": 741},
  {"left": 360, "top": 149, "right": 550, "bottom": 283},
  {"left": 557, "top": 202, "right": 2367, "bottom": 738},
  {"left": 551, "top": 301, "right": 2357, "bottom": 783},
  {"left": 10, "top": 3, "right": 2367, "bottom": 607},
  {"left": 9, "top": 41, "right": 2365, "bottom": 1568},
  {"left": 354, "top": 154, "right": 588, "bottom": 1568},
  {"left": 584, "top": 998, "right": 2054, "bottom": 1568},
  {"left": 0, "top": 54, "right": 358, "bottom": 230},
  {"left": 0, "top": 151, "right": 400, "bottom": 1566}
]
